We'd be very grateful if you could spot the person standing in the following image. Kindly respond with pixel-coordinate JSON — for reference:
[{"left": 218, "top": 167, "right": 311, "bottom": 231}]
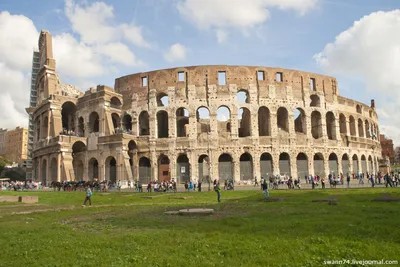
[
  {"left": 214, "top": 181, "right": 221, "bottom": 202},
  {"left": 82, "top": 186, "right": 92, "bottom": 207},
  {"left": 347, "top": 173, "right": 351, "bottom": 188},
  {"left": 262, "top": 179, "right": 269, "bottom": 200}
]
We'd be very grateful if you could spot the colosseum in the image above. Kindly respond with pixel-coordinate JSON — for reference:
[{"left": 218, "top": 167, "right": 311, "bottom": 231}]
[{"left": 28, "top": 30, "right": 382, "bottom": 185}]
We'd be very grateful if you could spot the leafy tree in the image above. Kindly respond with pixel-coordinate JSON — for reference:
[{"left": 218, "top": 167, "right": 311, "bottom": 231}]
[{"left": 0, "top": 156, "right": 12, "bottom": 174}]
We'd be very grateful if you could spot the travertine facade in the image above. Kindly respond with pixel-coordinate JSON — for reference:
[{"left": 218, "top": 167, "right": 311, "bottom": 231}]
[
  {"left": 29, "top": 30, "right": 382, "bottom": 184},
  {"left": 1, "top": 127, "right": 28, "bottom": 165}
]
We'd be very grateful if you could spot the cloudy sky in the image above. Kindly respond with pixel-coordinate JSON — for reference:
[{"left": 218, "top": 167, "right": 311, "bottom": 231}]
[{"left": 1, "top": 0, "right": 400, "bottom": 144}]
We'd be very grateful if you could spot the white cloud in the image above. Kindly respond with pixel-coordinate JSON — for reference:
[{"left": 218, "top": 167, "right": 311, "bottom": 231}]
[
  {"left": 164, "top": 43, "right": 187, "bottom": 63},
  {"left": 216, "top": 29, "right": 228, "bottom": 44},
  {"left": 314, "top": 10, "right": 400, "bottom": 145},
  {"left": 176, "top": 0, "right": 318, "bottom": 42},
  {"left": 97, "top": 42, "right": 143, "bottom": 66},
  {"left": 120, "top": 24, "right": 150, "bottom": 48}
]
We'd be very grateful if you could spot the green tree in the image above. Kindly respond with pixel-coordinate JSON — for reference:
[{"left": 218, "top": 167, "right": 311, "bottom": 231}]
[{"left": 0, "top": 156, "right": 12, "bottom": 174}]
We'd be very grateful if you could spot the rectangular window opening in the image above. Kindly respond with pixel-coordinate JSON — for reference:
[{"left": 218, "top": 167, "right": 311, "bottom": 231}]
[
  {"left": 163, "top": 171, "right": 169, "bottom": 176},
  {"left": 310, "top": 78, "right": 316, "bottom": 91},
  {"left": 257, "top": 71, "right": 265, "bottom": 81},
  {"left": 141, "top": 76, "right": 148, "bottom": 87},
  {"left": 178, "top": 72, "right": 185, "bottom": 82},
  {"left": 276, "top": 72, "right": 283, "bottom": 82},
  {"left": 218, "top": 71, "right": 226, "bottom": 86}
]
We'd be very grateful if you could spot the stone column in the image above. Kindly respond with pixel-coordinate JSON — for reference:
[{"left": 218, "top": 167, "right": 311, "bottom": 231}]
[
  {"left": 324, "top": 155, "right": 330, "bottom": 178},
  {"left": 337, "top": 158, "right": 343, "bottom": 176},
  {"left": 190, "top": 151, "right": 198, "bottom": 182},
  {"left": 233, "top": 153, "right": 240, "bottom": 182},
  {"left": 230, "top": 109, "right": 239, "bottom": 139},
  {"left": 308, "top": 156, "right": 315, "bottom": 177},
  {"left": 57, "top": 153, "right": 61, "bottom": 182},
  {"left": 253, "top": 151, "right": 261, "bottom": 181},
  {"left": 290, "top": 152, "right": 297, "bottom": 178},
  {"left": 170, "top": 153, "right": 177, "bottom": 182},
  {"left": 151, "top": 151, "right": 157, "bottom": 181},
  {"left": 270, "top": 111, "right": 278, "bottom": 138},
  {"left": 273, "top": 154, "right": 280, "bottom": 176}
]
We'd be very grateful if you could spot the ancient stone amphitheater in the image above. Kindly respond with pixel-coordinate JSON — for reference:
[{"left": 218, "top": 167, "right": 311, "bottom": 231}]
[{"left": 29, "top": 31, "right": 381, "bottom": 185}]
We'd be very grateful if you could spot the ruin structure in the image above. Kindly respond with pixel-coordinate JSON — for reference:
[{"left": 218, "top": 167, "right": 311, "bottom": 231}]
[{"left": 27, "top": 30, "right": 382, "bottom": 184}]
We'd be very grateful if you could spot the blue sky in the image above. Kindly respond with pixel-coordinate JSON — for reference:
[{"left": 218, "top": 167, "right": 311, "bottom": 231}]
[{"left": 0, "top": 0, "right": 400, "bottom": 144}]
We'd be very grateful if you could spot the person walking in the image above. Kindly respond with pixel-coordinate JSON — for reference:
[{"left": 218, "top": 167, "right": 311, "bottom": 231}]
[
  {"left": 347, "top": 173, "right": 351, "bottom": 188},
  {"left": 262, "top": 179, "right": 269, "bottom": 200},
  {"left": 214, "top": 181, "right": 221, "bottom": 202},
  {"left": 82, "top": 186, "right": 92, "bottom": 207}
]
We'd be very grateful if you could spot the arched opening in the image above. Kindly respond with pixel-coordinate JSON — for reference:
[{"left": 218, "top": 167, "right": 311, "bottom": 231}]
[
  {"left": 294, "top": 108, "right": 306, "bottom": 134},
  {"left": 41, "top": 159, "right": 47, "bottom": 184},
  {"left": 326, "top": 112, "right": 336, "bottom": 140},
  {"left": 349, "top": 116, "right": 356, "bottom": 136},
  {"left": 216, "top": 106, "right": 231, "bottom": 135},
  {"left": 177, "top": 154, "right": 190, "bottom": 183},
  {"left": 311, "top": 111, "right": 323, "bottom": 139},
  {"left": 176, "top": 108, "right": 189, "bottom": 137},
  {"left": 157, "top": 93, "right": 169, "bottom": 107},
  {"left": 313, "top": 153, "right": 324, "bottom": 177},
  {"left": 342, "top": 154, "right": 349, "bottom": 176},
  {"left": 238, "top": 107, "right": 251, "bottom": 137},
  {"left": 328, "top": 153, "right": 338, "bottom": 175},
  {"left": 339, "top": 114, "right": 347, "bottom": 134},
  {"left": 158, "top": 155, "right": 170, "bottom": 181},
  {"left": 277, "top": 107, "right": 289, "bottom": 133},
  {"left": 358, "top": 119, "right": 364, "bottom": 137},
  {"left": 361, "top": 155, "right": 367, "bottom": 174},
  {"left": 89, "top": 112, "right": 100, "bottom": 133},
  {"left": 260, "top": 153, "right": 273, "bottom": 179},
  {"left": 128, "top": 141, "right": 137, "bottom": 177},
  {"left": 239, "top": 153, "right": 253, "bottom": 180},
  {"left": 365, "top": 120, "right": 370, "bottom": 138},
  {"left": 236, "top": 90, "right": 250, "bottom": 104},
  {"left": 310, "top": 95, "right": 320, "bottom": 107},
  {"left": 139, "top": 111, "right": 150, "bottom": 136},
  {"left": 352, "top": 154, "right": 359, "bottom": 174},
  {"left": 122, "top": 114, "right": 132, "bottom": 131},
  {"left": 105, "top": 156, "right": 117, "bottom": 182},
  {"left": 296, "top": 153, "right": 308, "bottom": 179},
  {"left": 198, "top": 154, "right": 210, "bottom": 182},
  {"left": 196, "top": 107, "right": 210, "bottom": 133},
  {"left": 279, "top": 153, "right": 290, "bottom": 176},
  {"left": 72, "top": 141, "right": 86, "bottom": 181},
  {"left": 78, "top": 117, "right": 85, "bottom": 137},
  {"left": 157, "top": 110, "right": 169, "bottom": 138},
  {"left": 72, "top": 141, "right": 86, "bottom": 154},
  {"left": 61, "top": 102, "right": 76, "bottom": 131},
  {"left": 218, "top": 153, "right": 233, "bottom": 181},
  {"left": 42, "top": 116, "right": 49, "bottom": 139},
  {"left": 111, "top": 113, "right": 120, "bottom": 131},
  {"left": 356, "top": 104, "right": 362, "bottom": 114},
  {"left": 138, "top": 157, "right": 151, "bottom": 183},
  {"left": 50, "top": 158, "right": 57, "bottom": 182},
  {"left": 110, "top": 97, "right": 122, "bottom": 109},
  {"left": 88, "top": 158, "right": 99, "bottom": 180},
  {"left": 368, "top": 155, "right": 373, "bottom": 173},
  {"left": 258, "top": 107, "right": 270, "bottom": 136}
]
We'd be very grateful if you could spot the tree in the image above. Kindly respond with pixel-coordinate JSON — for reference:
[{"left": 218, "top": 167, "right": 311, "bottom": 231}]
[{"left": 0, "top": 156, "right": 12, "bottom": 174}]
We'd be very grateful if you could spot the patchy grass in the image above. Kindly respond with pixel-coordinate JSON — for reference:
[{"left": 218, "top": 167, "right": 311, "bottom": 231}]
[{"left": 1, "top": 188, "right": 400, "bottom": 267}]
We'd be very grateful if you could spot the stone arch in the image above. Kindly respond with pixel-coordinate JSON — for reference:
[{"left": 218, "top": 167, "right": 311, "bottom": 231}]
[
  {"left": 176, "top": 107, "right": 189, "bottom": 137},
  {"left": 260, "top": 153, "right": 273, "bottom": 179},
  {"left": 138, "top": 157, "right": 151, "bottom": 183},
  {"left": 196, "top": 107, "right": 210, "bottom": 133},
  {"left": 294, "top": 108, "right": 306, "bottom": 134},
  {"left": 311, "top": 111, "right": 323, "bottom": 139},
  {"left": 313, "top": 153, "right": 324, "bottom": 177},
  {"left": 218, "top": 153, "right": 233, "bottom": 181},
  {"left": 41, "top": 159, "right": 47, "bottom": 184},
  {"left": 61, "top": 101, "right": 76, "bottom": 131},
  {"left": 356, "top": 104, "right": 362, "bottom": 114},
  {"left": 239, "top": 152, "right": 253, "bottom": 180},
  {"left": 365, "top": 120, "right": 370, "bottom": 138},
  {"left": 310, "top": 95, "right": 320, "bottom": 107},
  {"left": 89, "top": 112, "right": 100, "bottom": 133},
  {"left": 258, "top": 106, "right": 271, "bottom": 136},
  {"left": 358, "top": 119, "right": 364, "bottom": 137},
  {"left": 78, "top": 117, "right": 85, "bottom": 136},
  {"left": 339, "top": 114, "right": 347, "bottom": 134},
  {"left": 157, "top": 93, "right": 169, "bottom": 107},
  {"left": 216, "top": 106, "right": 231, "bottom": 134},
  {"left": 296, "top": 153, "right": 308, "bottom": 179},
  {"left": 139, "top": 111, "right": 150, "bottom": 136},
  {"left": 349, "top": 116, "right": 356, "bottom": 136},
  {"left": 177, "top": 154, "right": 190, "bottom": 183},
  {"left": 105, "top": 156, "right": 117, "bottom": 183},
  {"left": 238, "top": 107, "right": 251, "bottom": 137},
  {"left": 326, "top": 112, "right": 336, "bottom": 140},
  {"left": 111, "top": 113, "right": 120, "bottom": 131},
  {"left": 198, "top": 154, "right": 210, "bottom": 182},
  {"left": 88, "top": 158, "right": 99, "bottom": 180},
  {"left": 50, "top": 157, "right": 58, "bottom": 182},
  {"left": 158, "top": 154, "right": 170, "bottom": 181},
  {"left": 368, "top": 155, "right": 373, "bottom": 173},
  {"left": 236, "top": 89, "right": 250, "bottom": 104},
  {"left": 122, "top": 114, "right": 132, "bottom": 131},
  {"left": 361, "top": 155, "right": 367, "bottom": 174},
  {"left": 352, "top": 154, "right": 359, "bottom": 174},
  {"left": 157, "top": 110, "right": 169, "bottom": 138},
  {"left": 342, "top": 154, "right": 350, "bottom": 176},
  {"left": 110, "top": 96, "right": 122, "bottom": 109},
  {"left": 279, "top": 153, "right": 291, "bottom": 176},
  {"left": 72, "top": 141, "right": 86, "bottom": 155},
  {"left": 328, "top": 153, "right": 338, "bottom": 175},
  {"left": 277, "top": 107, "right": 289, "bottom": 133}
]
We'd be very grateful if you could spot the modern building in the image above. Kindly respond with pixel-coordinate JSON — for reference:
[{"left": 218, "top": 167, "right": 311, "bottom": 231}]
[
  {"left": 0, "top": 128, "right": 8, "bottom": 157},
  {"left": 380, "top": 134, "right": 395, "bottom": 164},
  {"left": 29, "top": 30, "right": 382, "bottom": 184},
  {"left": 5, "top": 127, "right": 28, "bottom": 166}
]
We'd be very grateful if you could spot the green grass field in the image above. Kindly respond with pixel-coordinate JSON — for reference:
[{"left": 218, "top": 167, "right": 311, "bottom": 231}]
[{"left": 0, "top": 188, "right": 399, "bottom": 267}]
